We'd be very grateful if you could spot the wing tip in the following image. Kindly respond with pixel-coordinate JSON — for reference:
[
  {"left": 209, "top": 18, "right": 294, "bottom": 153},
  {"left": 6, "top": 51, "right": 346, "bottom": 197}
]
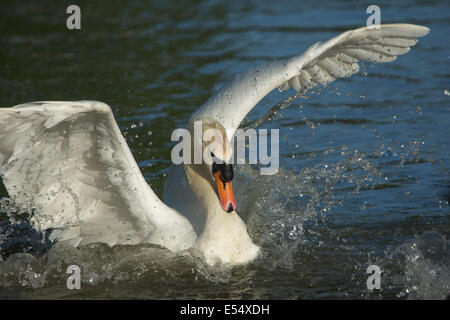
[
  {"left": 77, "top": 100, "right": 113, "bottom": 114},
  {"left": 379, "top": 23, "right": 430, "bottom": 37},
  {"left": 12, "top": 100, "right": 113, "bottom": 114}
]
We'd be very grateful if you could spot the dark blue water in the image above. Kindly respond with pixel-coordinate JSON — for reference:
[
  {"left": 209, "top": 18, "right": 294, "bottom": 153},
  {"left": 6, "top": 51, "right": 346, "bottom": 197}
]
[{"left": 0, "top": 0, "right": 449, "bottom": 299}]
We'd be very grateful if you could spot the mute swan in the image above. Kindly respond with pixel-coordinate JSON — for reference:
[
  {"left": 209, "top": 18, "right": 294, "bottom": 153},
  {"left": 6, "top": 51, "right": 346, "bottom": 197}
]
[{"left": 0, "top": 24, "right": 429, "bottom": 266}]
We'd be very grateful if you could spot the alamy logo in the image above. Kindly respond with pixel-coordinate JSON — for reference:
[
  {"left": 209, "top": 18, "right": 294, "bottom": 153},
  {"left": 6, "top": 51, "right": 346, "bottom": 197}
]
[
  {"left": 366, "top": 5, "right": 381, "bottom": 29},
  {"left": 66, "top": 264, "right": 81, "bottom": 289},
  {"left": 366, "top": 265, "right": 381, "bottom": 290},
  {"left": 66, "top": 5, "right": 81, "bottom": 30},
  {"left": 170, "top": 120, "right": 279, "bottom": 175}
]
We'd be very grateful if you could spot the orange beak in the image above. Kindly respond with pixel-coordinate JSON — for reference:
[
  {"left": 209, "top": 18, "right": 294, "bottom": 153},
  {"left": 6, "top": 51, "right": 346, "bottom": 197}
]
[{"left": 213, "top": 171, "right": 237, "bottom": 213}]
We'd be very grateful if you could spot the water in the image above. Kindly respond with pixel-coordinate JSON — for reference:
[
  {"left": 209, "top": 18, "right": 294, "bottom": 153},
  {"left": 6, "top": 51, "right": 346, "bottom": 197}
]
[{"left": 0, "top": 0, "right": 449, "bottom": 299}]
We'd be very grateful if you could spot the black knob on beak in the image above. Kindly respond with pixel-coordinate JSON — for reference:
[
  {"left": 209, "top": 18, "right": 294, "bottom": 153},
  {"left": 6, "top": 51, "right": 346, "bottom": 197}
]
[
  {"left": 221, "top": 164, "right": 234, "bottom": 182},
  {"left": 212, "top": 162, "right": 234, "bottom": 182}
]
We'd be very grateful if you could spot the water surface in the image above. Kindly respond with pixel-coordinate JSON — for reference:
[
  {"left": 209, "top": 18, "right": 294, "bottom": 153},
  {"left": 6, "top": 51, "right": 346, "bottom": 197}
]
[{"left": 0, "top": 0, "right": 449, "bottom": 299}]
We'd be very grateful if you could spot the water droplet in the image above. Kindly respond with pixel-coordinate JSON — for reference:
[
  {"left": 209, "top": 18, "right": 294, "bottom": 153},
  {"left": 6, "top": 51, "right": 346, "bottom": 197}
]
[{"left": 415, "top": 105, "right": 422, "bottom": 115}]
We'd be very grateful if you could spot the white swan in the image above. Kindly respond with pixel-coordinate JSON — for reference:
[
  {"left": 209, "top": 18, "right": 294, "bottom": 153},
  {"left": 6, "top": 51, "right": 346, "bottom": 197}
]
[{"left": 0, "top": 24, "right": 429, "bottom": 266}]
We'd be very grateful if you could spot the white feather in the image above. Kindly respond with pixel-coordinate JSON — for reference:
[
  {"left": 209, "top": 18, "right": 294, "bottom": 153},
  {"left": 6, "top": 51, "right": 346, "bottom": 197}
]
[
  {"left": 190, "top": 24, "right": 429, "bottom": 140},
  {"left": 0, "top": 101, "right": 196, "bottom": 251}
]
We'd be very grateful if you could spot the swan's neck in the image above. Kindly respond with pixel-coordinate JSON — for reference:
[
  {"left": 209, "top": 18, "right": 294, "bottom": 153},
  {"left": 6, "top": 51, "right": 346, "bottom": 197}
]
[{"left": 184, "top": 164, "right": 259, "bottom": 265}]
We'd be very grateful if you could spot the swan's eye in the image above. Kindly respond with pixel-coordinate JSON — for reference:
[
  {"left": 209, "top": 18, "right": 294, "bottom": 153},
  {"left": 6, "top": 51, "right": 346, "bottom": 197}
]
[{"left": 211, "top": 152, "right": 215, "bottom": 158}]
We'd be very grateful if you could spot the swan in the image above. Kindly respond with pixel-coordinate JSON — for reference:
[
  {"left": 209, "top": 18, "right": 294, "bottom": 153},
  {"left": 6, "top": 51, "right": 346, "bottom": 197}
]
[{"left": 0, "top": 24, "right": 429, "bottom": 266}]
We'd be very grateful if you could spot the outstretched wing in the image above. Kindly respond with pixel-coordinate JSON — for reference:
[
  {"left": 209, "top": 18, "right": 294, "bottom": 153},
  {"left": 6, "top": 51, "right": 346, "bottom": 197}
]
[
  {"left": 190, "top": 24, "right": 429, "bottom": 139},
  {"left": 0, "top": 101, "right": 195, "bottom": 250}
]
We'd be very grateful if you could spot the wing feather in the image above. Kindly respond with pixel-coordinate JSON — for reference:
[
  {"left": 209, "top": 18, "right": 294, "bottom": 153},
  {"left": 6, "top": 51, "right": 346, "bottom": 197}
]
[
  {"left": 190, "top": 24, "right": 429, "bottom": 139},
  {"left": 0, "top": 101, "right": 195, "bottom": 250}
]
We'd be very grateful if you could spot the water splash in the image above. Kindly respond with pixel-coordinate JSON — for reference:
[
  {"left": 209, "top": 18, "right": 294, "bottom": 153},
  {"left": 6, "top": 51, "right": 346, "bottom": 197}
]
[{"left": 374, "top": 231, "right": 449, "bottom": 300}]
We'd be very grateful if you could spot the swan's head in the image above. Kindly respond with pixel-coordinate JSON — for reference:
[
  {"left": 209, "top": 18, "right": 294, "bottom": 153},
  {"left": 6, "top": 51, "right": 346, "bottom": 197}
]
[{"left": 188, "top": 119, "right": 237, "bottom": 213}]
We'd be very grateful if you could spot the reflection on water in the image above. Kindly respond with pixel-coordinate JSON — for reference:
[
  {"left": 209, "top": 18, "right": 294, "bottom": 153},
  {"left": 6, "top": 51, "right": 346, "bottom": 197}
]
[{"left": 0, "top": 0, "right": 449, "bottom": 299}]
